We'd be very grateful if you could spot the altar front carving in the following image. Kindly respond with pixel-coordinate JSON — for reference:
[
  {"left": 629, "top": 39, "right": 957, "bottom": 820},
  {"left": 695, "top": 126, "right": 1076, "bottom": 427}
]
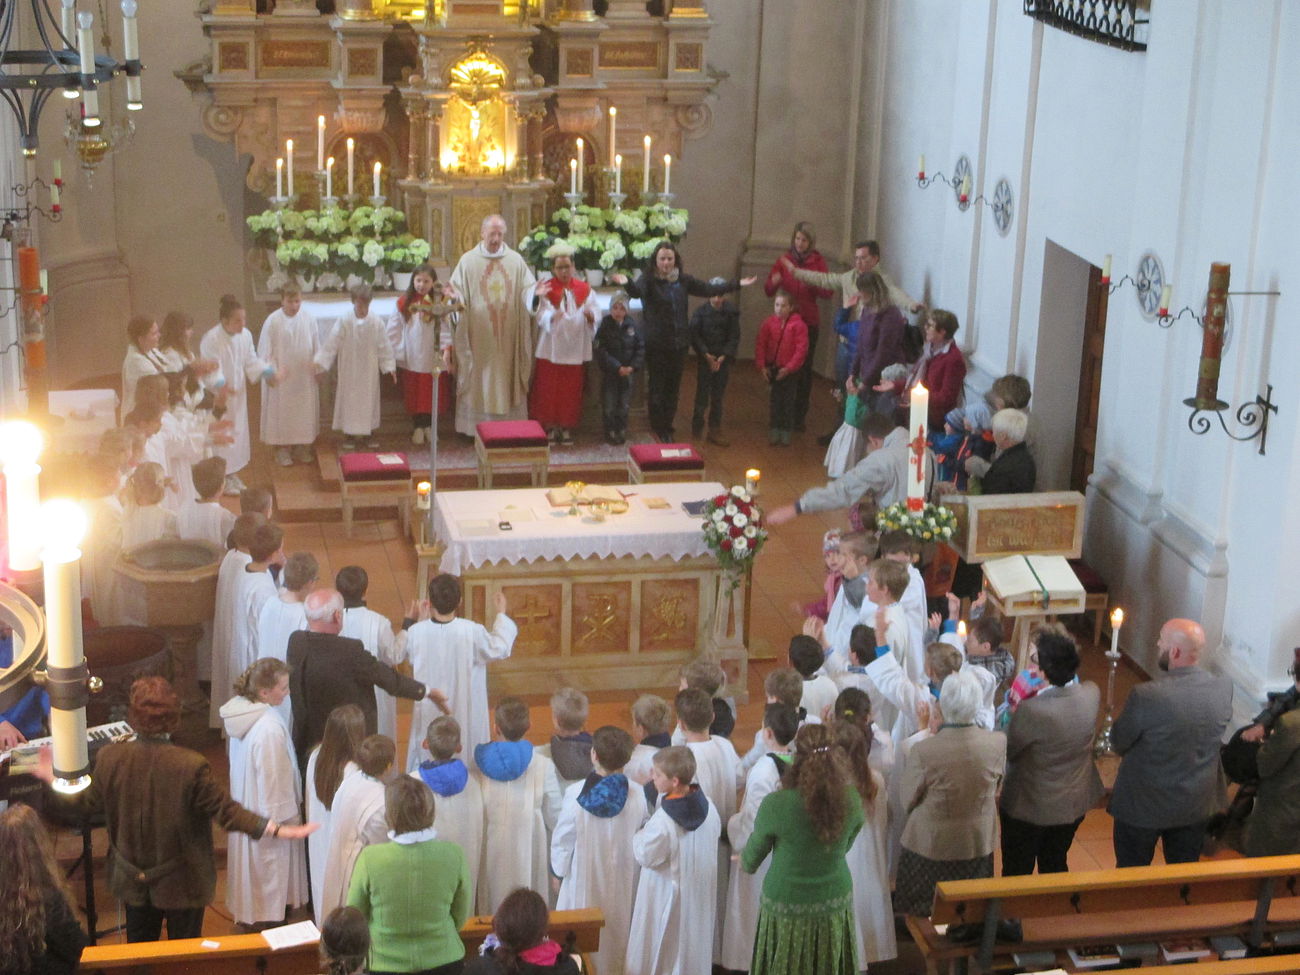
[{"left": 181, "top": 0, "right": 718, "bottom": 274}]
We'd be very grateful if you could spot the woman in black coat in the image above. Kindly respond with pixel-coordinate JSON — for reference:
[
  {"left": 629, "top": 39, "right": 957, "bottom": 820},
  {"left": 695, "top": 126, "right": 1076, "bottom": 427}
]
[
  {"left": 612, "top": 242, "right": 755, "bottom": 442},
  {"left": 0, "top": 805, "right": 87, "bottom": 975}
]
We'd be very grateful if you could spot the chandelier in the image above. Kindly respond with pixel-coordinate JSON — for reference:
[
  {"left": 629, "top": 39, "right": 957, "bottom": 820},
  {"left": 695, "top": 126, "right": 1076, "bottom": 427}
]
[{"left": 0, "top": 0, "right": 143, "bottom": 157}]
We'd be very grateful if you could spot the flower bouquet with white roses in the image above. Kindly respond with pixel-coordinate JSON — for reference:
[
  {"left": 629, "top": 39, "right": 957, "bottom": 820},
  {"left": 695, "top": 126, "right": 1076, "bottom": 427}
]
[
  {"left": 701, "top": 485, "right": 767, "bottom": 583},
  {"left": 875, "top": 500, "right": 958, "bottom": 542}
]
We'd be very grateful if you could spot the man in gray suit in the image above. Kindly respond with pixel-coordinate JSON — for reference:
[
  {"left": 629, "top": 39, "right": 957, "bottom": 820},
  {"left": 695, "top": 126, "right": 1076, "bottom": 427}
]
[
  {"left": 1000, "top": 624, "right": 1104, "bottom": 874},
  {"left": 1108, "top": 618, "right": 1233, "bottom": 867}
]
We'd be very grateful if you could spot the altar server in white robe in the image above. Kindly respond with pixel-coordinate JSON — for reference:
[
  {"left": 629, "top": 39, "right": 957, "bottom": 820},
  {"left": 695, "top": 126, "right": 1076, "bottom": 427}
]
[
  {"left": 624, "top": 746, "right": 722, "bottom": 975},
  {"left": 199, "top": 294, "right": 275, "bottom": 493},
  {"left": 336, "top": 566, "right": 401, "bottom": 743},
  {"left": 178, "top": 457, "right": 236, "bottom": 549},
  {"left": 721, "top": 704, "right": 796, "bottom": 972},
  {"left": 319, "top": 734, "right": 394, "bottom": 920},
  {"left": 313, "top": 284, "right": 396, "bottom": 449},
  {"left": 257, "top": 551, "right": 316, "bottom": 725},
  {"left": 212, "top": 523, "right": 283, "bottom": 726},
  {"left": 120, "top": 462, "right": 178, "bottom": 550},
  {"left": 304, "top": 703, "right": 365, "bottom": 924},
  {"left": 473, "top": 697, "right": 562, "bottom": 913},
  {"left": 219, "top": 658, "right": 309, "bottom": 926},
  {"left": 820, "top": 531, "right": 879, "bottom": 671},
  {"left": 880, "top": 530, "right": 928, "bottom": 659},
  {"left": 411, "top": 716, "right": 485, "bottom": 907},
  {"left": 82, "top": 456, "right": 128, "bottom": 626},
  {"left": 120, "top": 315, "right": 169, "bottom": 417},
  {"left": 209, "top": 513, "right": 262, "bottom": 727},
  {"left": 525, "top": 244, "right": 600, "bottom": 444},
  {"left": 400, "top": 576, "right": 517, "bottom": 772},
  {"left": 627, "top": 694, "right": 673, "bottom": 786},
  {"left": 258, "top": 285, "right": 321, "bottom": 466},
  {"left": 551, "top": 726, "right": 648, "bottom": 975}
]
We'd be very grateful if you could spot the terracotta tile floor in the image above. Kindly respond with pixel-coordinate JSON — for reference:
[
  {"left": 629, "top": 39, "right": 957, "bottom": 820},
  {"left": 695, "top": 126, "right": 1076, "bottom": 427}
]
[{"left": 52, "top": 363, "right": 1179, "bottom": 952}]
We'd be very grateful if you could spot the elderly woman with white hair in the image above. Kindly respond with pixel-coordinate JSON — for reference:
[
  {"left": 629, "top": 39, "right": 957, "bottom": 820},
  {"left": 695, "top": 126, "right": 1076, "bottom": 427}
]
[
  {"left": 893, "top": 668, "right": 1007, "bottom": 916},
  {"left": 527, "top": 241, "right": 601, "bottom": 445},
  {"left": 979, "top": 408, "right": 1036, "bottom": 494}
]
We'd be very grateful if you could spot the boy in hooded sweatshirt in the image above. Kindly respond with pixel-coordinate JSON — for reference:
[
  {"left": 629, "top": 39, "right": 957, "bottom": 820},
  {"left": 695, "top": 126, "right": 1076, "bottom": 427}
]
[
  {"left": 624, "top": 746, "right": 722, "bottom": 975},
  {"left": 473, "top": 696, "right": 562, "bottom": 913},
  {"left": 537, "top": 687, "right": 594, "bottom": 790},
  {"left": 411, "top": 715, "right": 484, "bottom": 906},
  {"left": 551, "top": 726, "right": 648, "bottom": 975}
]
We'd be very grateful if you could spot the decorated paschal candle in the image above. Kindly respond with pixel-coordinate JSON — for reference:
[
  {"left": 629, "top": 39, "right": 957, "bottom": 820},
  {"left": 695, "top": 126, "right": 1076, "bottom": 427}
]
[{"left": 1194, "top": 263, "right": 1230, "bottom": 409}]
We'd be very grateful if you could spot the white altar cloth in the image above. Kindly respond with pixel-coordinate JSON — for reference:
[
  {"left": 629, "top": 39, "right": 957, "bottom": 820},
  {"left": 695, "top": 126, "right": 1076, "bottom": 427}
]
[{"left": 434, "top": 481, "right": 724, "bottom": 575}]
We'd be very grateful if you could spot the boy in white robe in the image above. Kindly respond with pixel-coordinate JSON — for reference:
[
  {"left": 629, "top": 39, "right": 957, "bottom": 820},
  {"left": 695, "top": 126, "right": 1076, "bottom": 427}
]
[
  {"left": 410, "top": 716, "right": 484, "bottom": 905},
  {"left": 867, "top": 558, "right": 919, "bottom": 681},
  {"left": 738, "top": 668, "right": 819, "bottom": 775},
  {"left": 624, "top": 746, "right": 722, "bottom": 975},
  {"left": 551, "top": 726, "right": 647, "bottom": 975},
  {"left": 473, "top": 697, "right": 562, "bottom": 913},
  {"left": 720, "top": 704, "right": 796, "bottom": 972},
  {"left": 791, "top": 634, "right": 840, "bottom": 720},
  {"left": 675, "top": 688, "right": 740, "bottom": 964},
  {"left": 209, "top": 513, "right": 265, "bottom": 726},
  {"left": 319, "top": 734, "right": 394, "bottom": 920},
  {"left": 178, "top": 456, "right": 235, "bottom": 547},
  {"left": 258, "top": 284, "right": 320, "bottom": 467},
  {"left": 199, "top": 295, "right": 275, "bottom": 493},
  {"left": 337, "top": 566, "right": 401, "bottom": 743},
  {"left": 217, "top": 523, "right": 282, "bottom": 723},
  {"left": 880, "top": 529, "right": 929, "bottom": 660},
  {"left": 257, "top": 552, "right": 316, "bottom": 663},
  {"left": 399, "top": 574, "right": 517, "bottom": 772},
  {"left": 219, "top": 660, "right": 308, "bottom": 927},
  {"left": 820, "top": 530, "right": 878, "bottom": 661},
  {"left": 314, "top": 284, "right": 396, "bottom": 451},
  {"left": 625, "top": 694, "right": 672, "bottom": 786}
]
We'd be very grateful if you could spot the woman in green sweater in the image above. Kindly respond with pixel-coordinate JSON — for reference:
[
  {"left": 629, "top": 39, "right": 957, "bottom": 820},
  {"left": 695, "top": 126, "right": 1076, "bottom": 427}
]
[
  {"left": 348, "top": 776, "right": 471, "bottom": 975},
  {"left": 741, "top": 722, "right": 865, "bottom": 975}
]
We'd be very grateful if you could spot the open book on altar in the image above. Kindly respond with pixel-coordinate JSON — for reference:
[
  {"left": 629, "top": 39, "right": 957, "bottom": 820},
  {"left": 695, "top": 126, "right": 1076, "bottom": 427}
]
[
  {"left": 546, "top": 484, "right": 626, "bottom": 506},
  {"left": 982, "top": 554, "right": 1086, "bottom": 616}
]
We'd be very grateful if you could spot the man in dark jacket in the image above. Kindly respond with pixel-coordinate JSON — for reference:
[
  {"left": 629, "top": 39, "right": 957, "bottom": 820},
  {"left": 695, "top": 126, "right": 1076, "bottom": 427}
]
[
  {"left": 289, "top": 587, "right": 438, "bottom": 763},
  {"left": 980, "top": 408, "right": 1036, "bottom": 494},
  {"left": 689, "top": 283, "right": 741, "bottom": 446}
]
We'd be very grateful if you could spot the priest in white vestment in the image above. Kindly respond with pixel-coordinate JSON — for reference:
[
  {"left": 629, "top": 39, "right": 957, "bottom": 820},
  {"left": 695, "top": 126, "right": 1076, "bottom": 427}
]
[
  {"left": 258, "top": 290, "right": 321, "bottom": 466},
  {"left": 447, "top": 214, "right": 538, "bottom": 435},
  {"left": 199, "top": 298, "right": 274, "bottom": 490}
]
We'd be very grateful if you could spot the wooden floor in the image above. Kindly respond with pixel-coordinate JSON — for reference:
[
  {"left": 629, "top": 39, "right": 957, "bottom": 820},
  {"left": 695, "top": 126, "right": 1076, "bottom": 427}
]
[{"left": 49, "top": 363, "right": 1179, "bottom": 959}]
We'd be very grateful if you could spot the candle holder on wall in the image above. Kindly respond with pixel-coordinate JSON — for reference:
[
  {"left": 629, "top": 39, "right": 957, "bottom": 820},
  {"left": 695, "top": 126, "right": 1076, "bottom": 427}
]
[
  {"left": 4, "top": 177, "right": 65, "bottom": 225},
  {"left": 1185, "top": 385, "right": 1277, "bottom": 457}
]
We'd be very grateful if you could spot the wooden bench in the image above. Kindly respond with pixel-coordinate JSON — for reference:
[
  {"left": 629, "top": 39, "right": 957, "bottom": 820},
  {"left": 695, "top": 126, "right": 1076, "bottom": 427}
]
[
  {"left": 80, "top": 908, "right": 603, "bottom": 975},
  {"left": 908, "top": 855, "right": 1300, "bottom": 974}
]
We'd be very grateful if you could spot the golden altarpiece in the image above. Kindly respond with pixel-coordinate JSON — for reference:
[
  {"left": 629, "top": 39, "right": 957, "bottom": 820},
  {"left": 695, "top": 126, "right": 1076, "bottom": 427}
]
[{"left": 183, "top": 0, "right": 718, "bottom": 266}]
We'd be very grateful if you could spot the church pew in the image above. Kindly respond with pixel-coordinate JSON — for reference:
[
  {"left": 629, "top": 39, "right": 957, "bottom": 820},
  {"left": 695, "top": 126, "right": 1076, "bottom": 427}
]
[
  {"left": 80, "top": 908, "right": 604, "bottom": 975},
  {"left": 906, "top": 854, "right": 1300, "bottom": 974}
]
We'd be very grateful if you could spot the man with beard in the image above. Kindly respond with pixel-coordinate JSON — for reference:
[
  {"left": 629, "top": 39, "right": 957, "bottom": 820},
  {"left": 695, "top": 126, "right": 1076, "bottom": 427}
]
[{"left": 1107, "top": 618, "right": 1233, "bottom": 866}]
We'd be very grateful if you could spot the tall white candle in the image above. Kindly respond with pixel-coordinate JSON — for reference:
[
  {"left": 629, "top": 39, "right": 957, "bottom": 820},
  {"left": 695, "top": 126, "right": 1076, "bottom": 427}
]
[
  {"left": 575, "top": 138, "right": 584, "bottom": 194},
  {"left": 373, "top": 160, "right": 381, "bottom": 198},
  {"left": 0, "top": 421, "right": 43, "bottom": 572},
  {"left": 53, "top": 159, "right": 61, "bottom": 182},
  {"left": 325, "top": 156, "right": 334, "bottom": 198},
  {"left": 346, "top": 137, "right": 355, "bottom": 197},
  {"left": 918, "top": 153, "right": 926, "bottom": 177},
  {"left": 569, "top": 157, "right": 577, "bottom": 195},
  {"left": 615, "top": 154, "right": 622, "bottom": 194},
  {"left": 1110, "top": 607, "right": 1124, "bottom": 657},
  {"left": 906, "top": 383, "right": 928, "bottom": 510},
  {"left": 1101, "top": 254, "right": 1112, "bottom": 282},
  {"left": 662, "top": 153, "right": 671, "bottom": 195},
  {"left": 40, "top": 499, "right": 89, "bottom": 789},
  {"left": 120, "top": 0, "right": 141, "bottom": 108},
  {"left": 275, "top": 157, "right": 283, "bottom": 198},
  {"left": 608, "top": 106, "right": 617, "bottom": 168},
  {"left": 1159, "top": 284, "right": 1172, "bottom": 314},
  {"left": 642, "top": 135, "right": 651, "bottom": 194},
  {"left": 286, "top": 138, "right": 294, "bottom": 196},
  {"left": 61, "top": 0, "right": 75, "bottom": 44},
  {"left": 77, "top": 12, "right": 99, "bottom": 125},
  {"left": 317, "top": 115, "right": 325, "bottom": 171}
]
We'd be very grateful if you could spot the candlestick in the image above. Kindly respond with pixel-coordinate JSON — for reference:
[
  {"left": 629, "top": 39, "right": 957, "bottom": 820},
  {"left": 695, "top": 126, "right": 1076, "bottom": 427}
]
[
  {"left": 317, "top": 115, "right": 325, "bottom": 171},
  {"left": 662, "top": 153, "right": 671, "bottom": 195},
  {"left": 576, "top": 138, "right": 584, "bottom": 194},
  {"left": 614, "top": 154, "right": 622, "bottom": 195},
  {"left": 41, "top": 498, "right": 91, "bottom": 793},
  {"left": 1095, "top": 605, "right": 1125, "bottom": 758},
  {"left": 642, "top": 135, "right": 651, "bottom": 194},
  {"left": 325, "top": 156, "right": 334, "bottom": 199},
  {"left": 957, "top": 620, "right": 967, "bottom": 639},
  {"left": 286, "top": 139, "right": 295, "bottom": 197},
  {"left": 39, "top": 270, "right": 48, "bottom": 295},
  {"left": 569, "top": 157, "right": 577, "bottom": 195},
  {"left": 275, "top": 158, "right": 283, "bottom": 199},
  {"left": 1101, "top": 254, "right": 1112, "bottom": 284},
  {"left": 0, "top": 421, "right": 43, "bottom": 572},
  {"left": 53, "top": 159, "right": 62, "bottom": 182},
  {"left": 61, "top": 0, "right": 75, "bottom": 43},
  {"left": 416, "top": 480, "right": 432, "bottom": 511},
  {"left": 50, "top": 181, "right": 60, "bottom": 209},
  {"left": 1109, "top": 607, "right": 1123, "bottom": 658},
  {"left": 1158, "top": 284, "right": 1172, "bottom": 317},
  {"left": 121, "top": 0, "right": 141, "bottom": 109},
  {"left": 918, "top": 154, "right": 925, "bottom": 180},
  {"left": 959, "top": 174, "right": 970, "bottom": 203},
  {"left": 346, "top": 137, "right": 355, "bottom": 197},
  {"left": 608, "top": 107, "right": 617, "bottom": 168},
  {"left": 373, "top": 161, "right": 381, "bottom": 198},
  {"left": 906, "top": 383, "right": 928, "bottom": 511},
  {"left": 744, "top": 468, "right": 760, "bottom": 496},
  {"left": 77, "top": 12, "right": 99, "bottom": 126}
]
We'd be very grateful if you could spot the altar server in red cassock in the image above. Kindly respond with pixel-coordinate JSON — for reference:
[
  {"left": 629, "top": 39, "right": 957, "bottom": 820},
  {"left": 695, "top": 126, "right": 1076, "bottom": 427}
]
[{"left": 528, "top": 243, "right": 600, "bottom": 445}]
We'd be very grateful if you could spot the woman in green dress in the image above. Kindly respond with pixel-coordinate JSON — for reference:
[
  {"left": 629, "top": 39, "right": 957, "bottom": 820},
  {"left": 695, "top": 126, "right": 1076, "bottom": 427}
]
[{"left": 741, "top": 722, "right": 865, "bottom": 975}]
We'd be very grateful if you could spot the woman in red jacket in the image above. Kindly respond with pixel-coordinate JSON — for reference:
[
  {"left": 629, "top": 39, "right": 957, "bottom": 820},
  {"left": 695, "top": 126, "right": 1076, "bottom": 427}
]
[
  {"left": 875, "top": 308, "right": 966, "bottom": 430},
  {"left": 755, "top": 292, "right": 809, "bottom": 446},
  {"left": 765, "top": 222, "right": 831, "bottom": 433}
]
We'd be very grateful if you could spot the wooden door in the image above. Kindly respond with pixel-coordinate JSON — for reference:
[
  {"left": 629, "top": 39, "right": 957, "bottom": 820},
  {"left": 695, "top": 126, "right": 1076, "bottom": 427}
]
[{"left": 1070, "top": 266, "right": 1106, "bottom": 492}]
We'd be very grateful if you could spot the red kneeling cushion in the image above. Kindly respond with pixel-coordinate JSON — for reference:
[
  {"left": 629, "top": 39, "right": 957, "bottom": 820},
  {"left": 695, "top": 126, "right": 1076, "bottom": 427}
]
[
  {"left": 339, "top": 452, "right": 410, "bottom": 482},
  {"left": 477, "top": 420, "right": 549, "bottom": 448},
  {"left": 629, "top": 443, "right": 704, "bottom": 471}
]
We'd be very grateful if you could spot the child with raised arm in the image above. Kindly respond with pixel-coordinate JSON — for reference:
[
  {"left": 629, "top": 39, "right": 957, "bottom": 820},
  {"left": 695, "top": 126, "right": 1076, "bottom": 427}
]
[
  {"left": 412, "top": 715, "right": 484, "bottom": 906},
  {"left": 551, "top": 726, "right": 648, "bottom": 975},
  {"left": 720, "top": 703, "right": 798, "bottom": 972},
  {"left": 258, "top": 283, "right": 321, "bottom": 467},
  {"left": 389, "top": 264, "right": 462, "bottom": 445},
  {"left": 314, "top": 283, "right": 396, "bottom": 451},
  {"left": 537, "top": 688, "right": 593, "bottom": 791},
  {"left": 399, "top": 573, "right": 517, "bottom": 772},
  {"left": 199, "top": 294, "right": 275, "bottom": 495},
  {"left": 625, "top": 694, "right": 672, "bottom": 786},
  {"left": 624, "top": 746, "right": 721, "bottom": 975},
  {"left": 474, "top": 698, "right": 563, "bottom": 913},
  {"left": 336, "top": 566, "right": 401, "bottom": 743}
]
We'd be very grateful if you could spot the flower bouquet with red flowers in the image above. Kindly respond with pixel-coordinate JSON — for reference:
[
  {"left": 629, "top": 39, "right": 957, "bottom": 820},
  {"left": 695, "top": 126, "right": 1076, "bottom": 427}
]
[{"left": 701, "top": 485, "right": 767, "bottom": 585}]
